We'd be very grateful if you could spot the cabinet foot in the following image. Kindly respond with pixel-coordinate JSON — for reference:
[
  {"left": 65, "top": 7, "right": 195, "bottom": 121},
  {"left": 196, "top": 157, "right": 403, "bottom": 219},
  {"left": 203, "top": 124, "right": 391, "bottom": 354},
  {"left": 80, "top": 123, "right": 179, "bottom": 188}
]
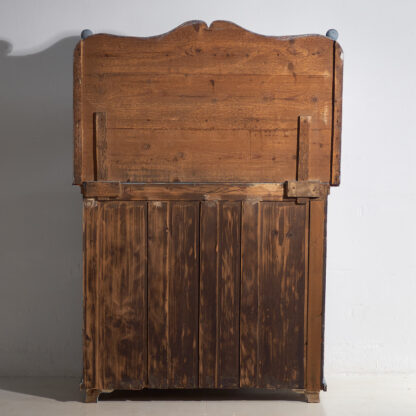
[
  {"left": 85, "top": 389, "right": 101, "bottom": 403},
  {"left": 305, "top": 391, "right": 320, "bottom": 403}
]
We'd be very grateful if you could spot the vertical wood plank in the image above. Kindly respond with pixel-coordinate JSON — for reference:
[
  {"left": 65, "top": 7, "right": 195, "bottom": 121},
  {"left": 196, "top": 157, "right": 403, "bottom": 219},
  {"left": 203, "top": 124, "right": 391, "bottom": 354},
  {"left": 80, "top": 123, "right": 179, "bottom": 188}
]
[
  {"left": 306, "top": 198, "right": 327, "bottom": 393},
  {"left": 199, "top": 201, "right": 241, "bottom": 388},
  {"left": 147, "top": 201, "right": 169, "bottom": 388},
  {"left": 83, "top": 199, "right": 99, "bottom": 389},
  {"left": 240, "top": 201, "right": 260, "bottom": 387},
  {"left": 297, "top": 115, "right": 311, "bottom": 181},
  {"left": 73, "top": 41, "right": 83, "bottom": 185},
  {"left": 217, "top": 202, "right": 241, "bottom": 388},
  {"left": 94, "top": 112, "right": 107, "bottom": 180},
  {"left": 331, "top": 42, "right": 343, "bottom": 185},
  {"left": 97, "top": 201, "right": 147, "bottom": 390},
  {"left": 241, "top": 202, "right": 306, "bottom": 389},
  {"left": 199, "top": 201, "right": 218, "bottom": 388},
  {"left": 148, "top": 201, "right": 199, "bottom": 388},
  {"left": 168, "top": 202, "right": 199, "bottom": 387}
]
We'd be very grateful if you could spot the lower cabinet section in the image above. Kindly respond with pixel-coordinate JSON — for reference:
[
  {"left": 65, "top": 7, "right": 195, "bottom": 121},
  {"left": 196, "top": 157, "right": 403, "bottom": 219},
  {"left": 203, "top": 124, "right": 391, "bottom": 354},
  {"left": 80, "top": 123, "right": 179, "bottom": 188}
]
[{"left": 83, "top": 199, "right": 321, "bottom": 395}]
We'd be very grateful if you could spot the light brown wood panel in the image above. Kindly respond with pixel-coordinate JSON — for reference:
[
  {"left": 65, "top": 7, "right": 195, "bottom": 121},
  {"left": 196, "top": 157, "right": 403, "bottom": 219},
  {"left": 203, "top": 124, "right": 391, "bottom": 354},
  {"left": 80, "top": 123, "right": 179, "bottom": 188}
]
[
  {"left": 147, "top": 201, "right": 199, "bottom": 388},
  {"left": 84, "top": 201, "right": 147, "bottom": 391},
  {"left": 83, "top": 181, "right": 285, "bottom": 201},
  {"left": 199, "top": 201, "right": 241, "bottom": 388},
  {"left": 331, "top": 42, "right": 343, "bottom": 185},
  {"left": 74, "top": 20, "right": 335, "bottom": 184},
  {"left": 240, "top": 201, "right": 306, "bottom": 389}
]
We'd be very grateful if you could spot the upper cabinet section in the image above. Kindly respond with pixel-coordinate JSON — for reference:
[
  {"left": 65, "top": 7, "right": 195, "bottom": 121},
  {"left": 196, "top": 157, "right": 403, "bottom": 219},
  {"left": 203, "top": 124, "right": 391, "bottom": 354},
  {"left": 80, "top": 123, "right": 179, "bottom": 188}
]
[{"left": 74, "top": 20, "right": 343, "bottom": 185}]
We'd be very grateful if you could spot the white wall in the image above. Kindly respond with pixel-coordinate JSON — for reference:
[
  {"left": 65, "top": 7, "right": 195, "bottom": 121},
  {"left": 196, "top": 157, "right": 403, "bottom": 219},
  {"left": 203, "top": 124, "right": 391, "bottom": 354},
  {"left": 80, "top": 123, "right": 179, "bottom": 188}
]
[{"left": 0, "top": 0, "right": 415, "bottom": 376}]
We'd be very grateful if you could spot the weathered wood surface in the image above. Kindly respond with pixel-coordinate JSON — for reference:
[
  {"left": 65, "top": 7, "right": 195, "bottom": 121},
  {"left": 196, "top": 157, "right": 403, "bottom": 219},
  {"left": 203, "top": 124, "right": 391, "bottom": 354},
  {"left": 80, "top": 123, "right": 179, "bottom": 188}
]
[
  {"left": 306, "top": 199, "right": 327, "bottom": 393},
  {"left": 82, "top": 181, "right": 284, "bottom": 200},
  {"left": 83, "top": 199, "right": 318, "bottom": 392},
  {"left": 74, "top": 20, "right": 338, "bottom": 185},
  {"left": 240, "top": 201, "right": 306, "bottom": 388},
  {"left": 77, "top": 20, "right": 342, "bottom": 402},
  {"left": 199, "top": 201, "right": 241, "bottom": 387},
  {"left": 83, "top": 200, "right": 147, "bottom": 391},
  {"left": 330, "top": 41, "right": 343, "bottom": 185}
]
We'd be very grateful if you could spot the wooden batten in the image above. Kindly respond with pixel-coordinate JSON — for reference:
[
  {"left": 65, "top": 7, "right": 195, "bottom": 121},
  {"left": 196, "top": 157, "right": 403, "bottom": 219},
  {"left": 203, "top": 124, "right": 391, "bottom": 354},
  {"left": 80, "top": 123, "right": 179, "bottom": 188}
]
[
  {"left": 93, "top": 112, "right": 107, "bottom": 181},
  {"left": 82, "top": 182, "right": 285, "bottom": 201},
  {"left": 330, "top": 42, "right": 343, "bottom": 185},
  {"left": 297, "top": 115, "right": 311, "bottom": 181}
]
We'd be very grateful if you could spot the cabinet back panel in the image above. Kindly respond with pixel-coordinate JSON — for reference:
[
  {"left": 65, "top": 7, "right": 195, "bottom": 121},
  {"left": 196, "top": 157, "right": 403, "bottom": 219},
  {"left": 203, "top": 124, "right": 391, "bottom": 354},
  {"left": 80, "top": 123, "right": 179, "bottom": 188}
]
[{"left": 83, "top": 199, "right": 306, "bottom": 390}]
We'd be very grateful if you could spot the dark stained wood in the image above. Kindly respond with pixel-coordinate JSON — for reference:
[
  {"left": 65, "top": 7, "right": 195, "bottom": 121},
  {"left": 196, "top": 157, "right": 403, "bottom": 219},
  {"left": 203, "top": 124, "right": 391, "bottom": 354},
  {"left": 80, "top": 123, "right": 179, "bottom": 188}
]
[
  {"left": 75, "top": 20, "right": 334, "bottom": 183},
  {"left": 168, "top": 202, "right": 199, "bottom": 387},
  {"left": 241, "top": 202, "right": 306, "bottom": 388},
  {"left": 199, "top": 201, "right": 241, "bottom": 388},
  {"left": 94, "top": 112, "right": 107, "bottom": 180},
  {"left": 147, "top": 201, "right": 169, "bottom": 388},
  {"left": 83, "top": 199, "right": 99, "bottom": 389},
  {"left": 147, "top": 201, "right": 199, "bottom": 388},
  {"left": 97, "top": 201, "right": 147, "bottom": 390},
  {"left": 306, "top": 198, "right": 327, "bottom": 394},
  {"left": 240, "top": 201, "right": 260, "bottom": 387},
  {"left": 331, "top": 42, "right": 343, "bottom": 185},
  {"left": 83, "top": 181, "right": 284, "bottom": 200}
]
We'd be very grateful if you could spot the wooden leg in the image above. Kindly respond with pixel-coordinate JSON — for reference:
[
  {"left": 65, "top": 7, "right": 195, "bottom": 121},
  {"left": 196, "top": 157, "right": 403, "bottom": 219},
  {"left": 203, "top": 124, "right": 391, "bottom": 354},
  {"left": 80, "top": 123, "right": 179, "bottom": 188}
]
[
  {"left": 85, "top": 389, "right": 101, "bottom": 403},
  {"left": 305, "top": 391, "right": 320, "bottom": 403}
]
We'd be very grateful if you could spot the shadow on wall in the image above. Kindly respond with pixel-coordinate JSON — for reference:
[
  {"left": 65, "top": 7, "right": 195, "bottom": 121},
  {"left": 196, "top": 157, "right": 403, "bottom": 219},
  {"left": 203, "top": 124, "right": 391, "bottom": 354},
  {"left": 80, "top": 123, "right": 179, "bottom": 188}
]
[{"left": 0, "top": 37, "right": 83, "bottom": 378}]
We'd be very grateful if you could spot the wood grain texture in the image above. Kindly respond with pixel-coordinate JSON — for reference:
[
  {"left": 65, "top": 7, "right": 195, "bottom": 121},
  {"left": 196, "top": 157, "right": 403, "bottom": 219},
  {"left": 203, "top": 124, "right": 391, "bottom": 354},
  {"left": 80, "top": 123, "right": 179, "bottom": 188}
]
[
  {"left": 98, "top": 201, "right": 147, "bottom": 390},
  {"left": 297, "top": 116, "right": 311, "bottom": 181},
  {"left": 83, "top": 199, "right": 99, "bottom": 389},
  {"left": 199, "top": 201, "right": 241, "bottom": 388},
  {"left": 83, "top": 182, "right": 284, "bottom": 201},
  {"left": 75, "top": 20, "right": 335, "bottom": 183},
  {"left": 94, "top": 112, "right": 107, "bottom": 180},
  {"left": 240, "top": 201, "right": 306, "bottom": 389},
  {"left": 83, "top": 201, "right": 147, "bottom": 391},
  {"left": 73, "top": 40, "right": 83, "bottom": 185},
  {"left": 331, "top": 42, "right": 343, "bottom": 185},
  {"left": 147, "top": 201, "right": 199, "bottom": 388},
  {"left": 306, "top": 198, "right": 327, "bottom": 393}
]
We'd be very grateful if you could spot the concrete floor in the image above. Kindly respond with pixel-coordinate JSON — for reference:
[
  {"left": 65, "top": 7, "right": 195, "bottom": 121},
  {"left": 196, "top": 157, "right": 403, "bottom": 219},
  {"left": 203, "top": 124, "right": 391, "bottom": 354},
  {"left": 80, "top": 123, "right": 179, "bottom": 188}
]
[{"left": 0, "top": 374, "right": 415, "bottom": 415}]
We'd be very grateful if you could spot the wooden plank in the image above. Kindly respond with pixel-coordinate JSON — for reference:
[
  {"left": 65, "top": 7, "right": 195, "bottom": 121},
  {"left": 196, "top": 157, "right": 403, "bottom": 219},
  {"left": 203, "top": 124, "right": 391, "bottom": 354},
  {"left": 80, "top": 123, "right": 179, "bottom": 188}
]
[
  {"left": 83, "top": 198, "right": 99, "bottom": 389},
  {"left": 297, "top": 116, "right": 311, "bottom": 181},
  {"left": 83, "top": 22, "right": 333, "bottom": 76},
  {"left": 148, "top": 201, "right": 199, "bottom": 388},
  {"left": 199, "top": 201, "right": 218, "bottom": 387},
  {"left": 147, "top": 201, "right": 169, "bottom": 388},
  {"left": 94, "top": 112, "right": 107, "bottom": 180},
  {"left": 240, "top": 200, "right": 260, "bottom": 387},
  {"left": 331, "top": 42, "right": 343, "bottom": 185},
  {"left": 168, "top": 202, "right": 199, "bottom": 387},
  {"left": 83, "top": 182, "right": 284, "bottom": 201},
  {"left": 199, "top": 201, "right": 241, "bottom": 388},
  {"left": 306, "top": 198, "right": 327, "bottom": 393},
  {"left": 73, "top": 40, "right": 83, "bottom": 185},
  {"left": 96, "top": 201, "right": 147, "bottom": 390},
  {"left": 77, "top": 20, "right": 335, "bottom": 183},
  {"left": 285, "top": 181, "right": 329, "bottom": 198},
  {"left": 217, "top": 201, "right": 241, "bottom": 387},
  {"left": 246, "top": 202, "right": 306, "bottom": 388}
]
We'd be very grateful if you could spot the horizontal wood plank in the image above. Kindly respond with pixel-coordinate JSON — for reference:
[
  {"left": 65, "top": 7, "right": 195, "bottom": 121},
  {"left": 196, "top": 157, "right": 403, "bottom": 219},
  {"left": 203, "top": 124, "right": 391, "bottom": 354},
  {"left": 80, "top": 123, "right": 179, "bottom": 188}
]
[{"left": 83, "top": 182, "right": 285, "bottom": 200}]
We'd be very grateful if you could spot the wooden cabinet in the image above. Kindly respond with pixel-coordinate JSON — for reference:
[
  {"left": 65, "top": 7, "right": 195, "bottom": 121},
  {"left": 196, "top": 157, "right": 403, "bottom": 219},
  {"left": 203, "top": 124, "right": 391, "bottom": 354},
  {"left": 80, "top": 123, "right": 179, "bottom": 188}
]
[{"left": 74, "top": 20, "right": 343, "bottom": 403}]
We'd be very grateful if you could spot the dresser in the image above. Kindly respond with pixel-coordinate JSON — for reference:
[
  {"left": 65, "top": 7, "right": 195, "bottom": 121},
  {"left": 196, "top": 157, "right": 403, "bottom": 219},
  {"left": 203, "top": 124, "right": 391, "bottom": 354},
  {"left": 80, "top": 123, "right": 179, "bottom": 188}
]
[{"left": 73, "top": 20, "right": 343, "bottom": 403}]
